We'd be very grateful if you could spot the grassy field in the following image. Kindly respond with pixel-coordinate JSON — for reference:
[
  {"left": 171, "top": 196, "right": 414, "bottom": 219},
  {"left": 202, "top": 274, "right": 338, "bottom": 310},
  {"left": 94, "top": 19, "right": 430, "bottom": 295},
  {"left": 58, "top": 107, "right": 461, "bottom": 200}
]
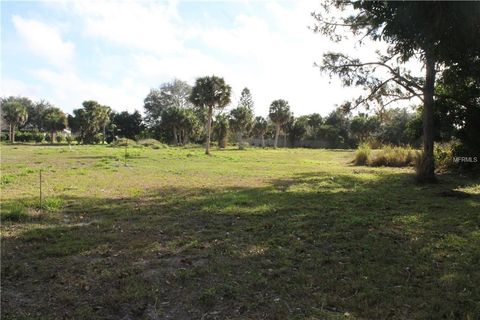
[{"left": 1, "top": 144, "right": 479, "bottom": 319}]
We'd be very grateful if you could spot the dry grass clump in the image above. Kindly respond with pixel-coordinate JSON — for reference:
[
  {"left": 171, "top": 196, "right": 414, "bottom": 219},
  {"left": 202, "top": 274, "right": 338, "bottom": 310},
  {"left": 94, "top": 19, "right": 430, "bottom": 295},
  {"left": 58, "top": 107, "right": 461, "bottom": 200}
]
[
  {"left": 353, "top": 143, "right": 371, "bottom": 165},
  {"left": 354, "top": 144, "right": 417, "bottom": 167}
]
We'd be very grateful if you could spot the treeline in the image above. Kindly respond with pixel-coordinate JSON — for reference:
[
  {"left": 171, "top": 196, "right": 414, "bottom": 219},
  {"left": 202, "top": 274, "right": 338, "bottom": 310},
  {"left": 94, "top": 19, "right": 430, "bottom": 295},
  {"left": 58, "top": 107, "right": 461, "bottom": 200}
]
[{"left": 1, "top": 76, "right": 477, "bottom": 153}]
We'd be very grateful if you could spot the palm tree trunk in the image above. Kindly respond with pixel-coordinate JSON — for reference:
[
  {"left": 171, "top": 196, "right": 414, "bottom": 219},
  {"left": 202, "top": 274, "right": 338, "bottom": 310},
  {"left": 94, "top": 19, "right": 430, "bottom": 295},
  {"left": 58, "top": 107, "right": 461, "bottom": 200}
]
[
  {"left": 283, "top": 132, "right": 287, "bottom": 148},
  {"left": 52, "top": 131, "right": 56, "bottom": 143},
  {"left": 274, "top": 124, "right": 280, "bottom": 149},
  {"left": 173, "top": 127, "right": 178, "bottom": 145},
  {"left": 205, "top": 106, "right": 212, "bottom": 155},
  {"left": 103, "top": 125, "right": 106, "bottom": 144},
  {"left": 12, "top": 125, "right": 16, "bottom": 143},
  {"left": 417, "top": 54, "right": 436, "bottom": 182},
  {"left": 237, "top": 131, "right": 244, "bottom": 150},
  {"left": 261, "top": 134, "right": 265, "bottom": 148},
  {"left": 9, "top": 123, "right": 12, "bottom": 143}
]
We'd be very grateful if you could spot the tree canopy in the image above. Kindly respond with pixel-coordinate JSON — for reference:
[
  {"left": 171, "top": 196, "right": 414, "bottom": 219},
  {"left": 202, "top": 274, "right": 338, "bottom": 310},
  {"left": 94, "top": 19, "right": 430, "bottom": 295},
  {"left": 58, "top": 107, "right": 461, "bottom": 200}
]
[
  {"left": 312, "top": 0, "right": 480, "bottom": 182},
  {"left": 190, "top": 76, "right": 232, "bottom": 154},
  {"left": 269, "top": 99, "right": 291, "bottom": 149}
]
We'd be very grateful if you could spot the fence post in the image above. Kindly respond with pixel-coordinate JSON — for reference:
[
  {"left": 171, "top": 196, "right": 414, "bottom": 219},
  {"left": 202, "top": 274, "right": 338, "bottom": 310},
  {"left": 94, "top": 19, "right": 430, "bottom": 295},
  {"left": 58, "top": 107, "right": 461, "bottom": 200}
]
[{"left": 39, "top": 169, "right": 43, "bottom": 210}]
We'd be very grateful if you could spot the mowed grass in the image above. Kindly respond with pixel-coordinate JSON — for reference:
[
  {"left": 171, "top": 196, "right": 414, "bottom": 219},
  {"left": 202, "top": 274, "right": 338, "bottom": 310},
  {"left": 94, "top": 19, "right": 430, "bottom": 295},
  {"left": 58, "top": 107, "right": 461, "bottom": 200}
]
[{"left": 1, "top": 144, "right": 479, "bottom": 319}]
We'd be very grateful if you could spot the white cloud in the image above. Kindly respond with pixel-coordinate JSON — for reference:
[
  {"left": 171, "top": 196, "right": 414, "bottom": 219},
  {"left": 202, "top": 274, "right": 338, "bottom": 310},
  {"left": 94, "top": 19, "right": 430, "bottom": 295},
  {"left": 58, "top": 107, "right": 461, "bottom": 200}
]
[
  {"left": 12, "top": 15, "right": 74, "bottom": 68},
  {"left": 1, "top": 77, "right": 43, "bottom": 101},
  {"left": 72, "top": 1, "right": 184, "bottom": 54},
  {"left": 4, "top": 0, "right": 424, "bottom": 117},
  {"left": 33, "top": 68, "right": 145, "bottom": 113}
]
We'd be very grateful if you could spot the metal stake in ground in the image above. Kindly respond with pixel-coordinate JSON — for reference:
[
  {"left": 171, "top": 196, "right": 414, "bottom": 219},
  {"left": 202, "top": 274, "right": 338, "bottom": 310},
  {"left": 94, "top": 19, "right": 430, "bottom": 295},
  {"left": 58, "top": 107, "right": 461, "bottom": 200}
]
[
  {"left": 124, "top": 139, "right": 128, "bottom": 167},
  {"left": 39, "top": 169, "right": 43, "bottom": 210}
]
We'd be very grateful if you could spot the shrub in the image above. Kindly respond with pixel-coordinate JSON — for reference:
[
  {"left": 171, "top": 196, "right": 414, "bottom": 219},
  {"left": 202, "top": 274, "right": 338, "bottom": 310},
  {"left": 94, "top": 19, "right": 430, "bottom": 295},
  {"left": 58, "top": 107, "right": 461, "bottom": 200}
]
[
  {"left": 33, "top": 132, "right": 45, "bottom": 143},
  {"left": 353, "top": 143, "right": 371, "bottom": 165},
  {"left": 434, "top": 141, "right": 458, "bottom": 171},
  {"left": 138, "top": 138, "right": 161, "bottom": 146},
  {"left": 16, "top": 131, "right": 34, "bottom": 142},
  {"left": 434, "top": 140, "right": 479, "bottom": 172},
  {"left": 93, "top": 133, "right": 103, "bottom": 144},
  {"left": 56, "top": 135, "right": 64, "bottom": 143},
  {"left": 65, "top": 135, "right": 74, "bottom": 144},
  {"left": 111, "top": 138, "right": 137, "bottom": 147},
  {"left": 0, "top": 133, "right": 7, "bottom": 141}
]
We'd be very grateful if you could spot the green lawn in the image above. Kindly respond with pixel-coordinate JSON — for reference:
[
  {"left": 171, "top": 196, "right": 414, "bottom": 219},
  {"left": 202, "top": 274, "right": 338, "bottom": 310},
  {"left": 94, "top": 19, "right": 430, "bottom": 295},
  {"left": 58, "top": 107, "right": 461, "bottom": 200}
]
[{"left": 1, "top": 144, "right": 479, "bottom": 319}]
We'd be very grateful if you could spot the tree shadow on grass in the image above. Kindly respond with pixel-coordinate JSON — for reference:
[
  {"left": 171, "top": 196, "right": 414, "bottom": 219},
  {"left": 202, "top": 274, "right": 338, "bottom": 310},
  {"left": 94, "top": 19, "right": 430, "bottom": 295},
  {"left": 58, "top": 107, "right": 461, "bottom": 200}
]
[{"left": 1, "top": 171, "right": 479, "bottom": 319}]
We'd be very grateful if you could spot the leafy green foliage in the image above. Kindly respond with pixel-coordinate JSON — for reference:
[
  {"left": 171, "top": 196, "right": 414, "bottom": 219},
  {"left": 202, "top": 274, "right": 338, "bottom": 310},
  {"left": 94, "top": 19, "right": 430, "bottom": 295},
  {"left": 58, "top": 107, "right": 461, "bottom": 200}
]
[
  {"left": 190, "top": 76, "right": 232, "bottom": 154},
  {"left": 70, "top": 101, "right": 111, "bottom": 144},
  {"left": 213, "top": 113, "right": 229, "bottom": 148},
  {"left": 42, "top": 106, "right": 67, "bottom": 141},
  {"left": 269, "top": 99, "right": 291, "bottom": 148},
  {"left": 2, "top": 100, "right": 28, "bottom": 142}
]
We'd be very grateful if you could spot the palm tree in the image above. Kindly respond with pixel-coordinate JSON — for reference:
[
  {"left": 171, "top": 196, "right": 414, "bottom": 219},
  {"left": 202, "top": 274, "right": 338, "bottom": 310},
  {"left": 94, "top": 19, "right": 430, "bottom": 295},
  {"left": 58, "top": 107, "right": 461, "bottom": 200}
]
[
  {"left": 190, "top": 76, "right": 231, "bottom": 155},
  {"left": 97, "top": 105, "right": 111, "bottom": 144},
  {"left": 229, "top": 106, "right": 253, "bottom": 149},
  {"left": 253, "top": 116, "right": 268, "bottom": 148},
  {"left": 2, "top": 101, "right": 28, "bottom": 143},
  {"left": 268, "top": 99, "right": 291, "bottom": 149},
  {"left": 42, "top": 107, "right": 67, "bottom": 143},
  {"left": 214, "top": 113, "right": 230, "bottom": 149}
]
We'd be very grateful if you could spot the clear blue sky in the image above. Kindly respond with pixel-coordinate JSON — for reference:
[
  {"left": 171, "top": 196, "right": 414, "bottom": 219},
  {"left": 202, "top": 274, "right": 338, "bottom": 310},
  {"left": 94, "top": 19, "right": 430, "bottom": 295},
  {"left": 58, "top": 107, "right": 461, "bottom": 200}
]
[{"left": 1, "top": 0, "right": 396, "bottom": 117}]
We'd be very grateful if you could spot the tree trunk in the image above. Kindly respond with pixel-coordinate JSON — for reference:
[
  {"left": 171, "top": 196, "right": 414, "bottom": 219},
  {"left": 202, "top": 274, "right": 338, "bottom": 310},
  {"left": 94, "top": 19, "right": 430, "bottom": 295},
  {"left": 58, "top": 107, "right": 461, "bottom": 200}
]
[
  {"left": 52, "top": 131, "right": 56, "bottom": 143},
  {"left": 261, "top": 134, "right": 265, "bottom": 148},
  {"left": 274, "top": 124, "right": 280, "bottom": 149},
  {"left": 283, "top": 132, "right": 287, "bottom": 148},
  {"left": 237, "top": 131, "right": 244, "bottom": 150},
  {"left": 103, "top": 125, "right": 106, "bottom": 144},
  {"left": 417, "top": 54, "right": 436, "bottom": 183},
  {"left": 12, "top": 125, "right": 16, "bottom": 143},
  {"left": 205, "top": 106, "right": 212, "bottom": 155},
  {"left": 173, "top": 127, "right": 178, "bottom": 145},
  {"left": 9, "top": 123, "right": 12, "bottom": 143}
]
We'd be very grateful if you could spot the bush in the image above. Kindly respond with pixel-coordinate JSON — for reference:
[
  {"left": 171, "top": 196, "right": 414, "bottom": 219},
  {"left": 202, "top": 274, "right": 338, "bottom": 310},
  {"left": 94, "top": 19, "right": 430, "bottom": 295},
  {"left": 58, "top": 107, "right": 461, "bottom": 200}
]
[
  {"left": 137, "top": 138, "right": 161, "bottom": 146},
  {"left": 353, "top": 143, "right": 371, "bottom": 165},
  {"left": 0, "top": 132, "right": 8, "bottom": 141},
  {"left": 45, "top": 133, "right": 53, "bottom": 142},
  {"left": 93, "top": 133, "right": 103, "bottom": 144},
  {"left": 433, "top": 140, "right": 479, "bottom": 172},
  {"left": 111, "top": 138, "right": 137, "bottom": 147},
  {"left": 434, "top": 140, "right": 459, "bottom": 171},
  {"left": 16, "top": 131, "right": 34, "bottom": 142},
  {"left": 56, "top": 135, "right": 64, "bottom": 143},
  {"left": 33, "top": 132, "right": 45, "bottom": 143},
  {"left": 65, "top": 135, "right": 74, "bottom": 144}
]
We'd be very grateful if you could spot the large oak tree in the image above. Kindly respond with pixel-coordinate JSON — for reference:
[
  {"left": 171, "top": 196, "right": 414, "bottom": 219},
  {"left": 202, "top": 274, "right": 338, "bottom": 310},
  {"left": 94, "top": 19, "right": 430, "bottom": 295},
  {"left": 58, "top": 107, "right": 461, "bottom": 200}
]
[{"left": 313, "top": 1, "right": 480, "bottom": 182}]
